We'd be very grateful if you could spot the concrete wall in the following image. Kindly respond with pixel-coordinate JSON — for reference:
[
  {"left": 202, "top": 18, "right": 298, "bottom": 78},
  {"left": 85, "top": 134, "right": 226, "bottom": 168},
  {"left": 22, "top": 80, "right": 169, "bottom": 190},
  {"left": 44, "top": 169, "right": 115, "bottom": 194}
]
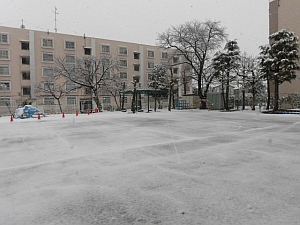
[
  {"left": 269, "top": 0, "right": 300, "bottom": 97},
  {"left": 0, "top": 25, "right": 193, "bottom": 115}
]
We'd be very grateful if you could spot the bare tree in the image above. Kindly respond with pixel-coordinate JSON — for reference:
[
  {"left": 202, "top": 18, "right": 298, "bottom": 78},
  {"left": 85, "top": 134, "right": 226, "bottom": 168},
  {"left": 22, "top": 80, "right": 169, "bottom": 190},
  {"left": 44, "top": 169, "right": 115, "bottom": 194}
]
[
  {"left": 241, "top": 56, "right": 265, "bottom": 110},
  {"left": 157, "top": 20, "right": 228, "bottom": 108},
  {"left": 238, "top": 53, "right": 253, "bottom": 110},
  {"left": 36, "top": 72, "right": 79, "bottom": 113},
  {"left": 102, "top": 74, "right": 123, "bottom": 110},
  {"left": 181, "top": 64, "right": 193, "bottom": 95},
  {"left": 54, "top": 55, "right": 117, "bottom": 111}
]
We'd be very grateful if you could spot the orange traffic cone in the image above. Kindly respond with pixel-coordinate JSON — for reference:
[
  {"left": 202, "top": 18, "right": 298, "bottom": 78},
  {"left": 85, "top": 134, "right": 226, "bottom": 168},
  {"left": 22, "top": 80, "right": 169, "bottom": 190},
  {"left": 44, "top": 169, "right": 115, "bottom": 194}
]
[
  {"left": 62, "top": 112, "right": 65, "bottom": 118},
  {"left": 38, "top": 113, "right": 41, "bottom": 120},
  {"left": 10, "top": 114, "right": 13, "bottom": 122},
  {"left": 75, "top": 110, "right": 78, "bottom": 116}
]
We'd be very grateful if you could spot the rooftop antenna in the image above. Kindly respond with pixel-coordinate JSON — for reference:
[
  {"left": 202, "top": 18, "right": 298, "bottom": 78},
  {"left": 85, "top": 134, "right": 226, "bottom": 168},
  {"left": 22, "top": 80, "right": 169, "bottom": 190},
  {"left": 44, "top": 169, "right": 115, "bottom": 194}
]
[
  {"left": 20, "top": 19, "right": 25, "bottom": 28},
  {"left": 54, "top": 6, "right": 58, "bottom": 33}
]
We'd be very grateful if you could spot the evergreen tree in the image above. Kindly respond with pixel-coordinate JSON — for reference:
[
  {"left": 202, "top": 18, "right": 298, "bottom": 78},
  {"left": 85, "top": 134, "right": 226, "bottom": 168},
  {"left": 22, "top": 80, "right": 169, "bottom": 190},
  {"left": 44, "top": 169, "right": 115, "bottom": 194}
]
[
  {"left": 259, "top": 29, "right": 299, "bottom": 111},
  {"left": 148, "top": 64, "right": 168, "bottom": 111},
  {"left": 212, "top": 40, "right": 241, "bottom": 110}
]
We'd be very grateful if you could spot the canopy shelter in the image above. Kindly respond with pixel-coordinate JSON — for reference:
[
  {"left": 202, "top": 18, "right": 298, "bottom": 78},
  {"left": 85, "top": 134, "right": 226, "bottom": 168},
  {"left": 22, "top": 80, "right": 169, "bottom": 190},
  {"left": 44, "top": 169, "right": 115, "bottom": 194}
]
[{"left": 122, "top": 89, "right": 167, "bottom": 113}]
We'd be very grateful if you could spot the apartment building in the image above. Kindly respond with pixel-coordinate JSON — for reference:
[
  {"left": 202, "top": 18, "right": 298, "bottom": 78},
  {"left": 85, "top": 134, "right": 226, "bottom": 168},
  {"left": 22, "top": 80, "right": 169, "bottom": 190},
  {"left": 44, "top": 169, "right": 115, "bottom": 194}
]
[
  {"left": 269, "top": 0, "right": 300, "bottom": 97},
  {"left": 0, "top": 25, "right": 190, "bottom": 115}
]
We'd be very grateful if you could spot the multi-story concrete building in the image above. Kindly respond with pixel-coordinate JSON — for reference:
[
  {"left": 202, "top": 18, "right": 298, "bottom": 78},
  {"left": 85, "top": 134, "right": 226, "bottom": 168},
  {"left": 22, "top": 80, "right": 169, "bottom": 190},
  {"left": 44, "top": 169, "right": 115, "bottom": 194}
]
[
  {"left": 269, "top": 0, "right": 300, "bottom": 99},
  {"left": 0, "top": 25, "right": 191, "bottom": 115}
]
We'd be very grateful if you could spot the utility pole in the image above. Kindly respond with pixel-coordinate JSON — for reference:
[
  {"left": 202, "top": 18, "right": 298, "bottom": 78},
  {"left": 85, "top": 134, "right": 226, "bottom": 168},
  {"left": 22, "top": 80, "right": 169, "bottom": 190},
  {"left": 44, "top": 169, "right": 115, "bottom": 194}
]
[{"left": 54, "top": 6, "right": 58, "bottom": 33}]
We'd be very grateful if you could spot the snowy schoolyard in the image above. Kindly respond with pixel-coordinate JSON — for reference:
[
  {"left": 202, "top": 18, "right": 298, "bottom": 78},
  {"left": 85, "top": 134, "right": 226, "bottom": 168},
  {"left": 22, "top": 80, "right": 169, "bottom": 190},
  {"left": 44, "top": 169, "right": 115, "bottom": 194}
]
[{"left": 1, "top": 109, "right": 300, "bottom": 225}]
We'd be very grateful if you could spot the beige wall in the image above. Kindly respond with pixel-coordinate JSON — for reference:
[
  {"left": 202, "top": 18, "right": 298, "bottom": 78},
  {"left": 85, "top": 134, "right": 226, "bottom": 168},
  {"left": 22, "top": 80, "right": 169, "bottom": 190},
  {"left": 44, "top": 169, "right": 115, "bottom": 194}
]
[
  {"left": 269, "top": 0, "right": 300, "bottom": 97},
  {"left": 1, "top": 25, "right": 190, "bottom": 115},
  {"left": 0, "top": 27, "right": 30, "bottom": 107}
]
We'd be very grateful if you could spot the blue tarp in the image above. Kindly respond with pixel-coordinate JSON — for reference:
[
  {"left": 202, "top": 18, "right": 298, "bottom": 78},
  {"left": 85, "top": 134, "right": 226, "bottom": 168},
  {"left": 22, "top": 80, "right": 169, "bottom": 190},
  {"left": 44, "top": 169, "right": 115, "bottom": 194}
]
[{"left": 14, "top": 105, "right": 45, "bottom": 119}]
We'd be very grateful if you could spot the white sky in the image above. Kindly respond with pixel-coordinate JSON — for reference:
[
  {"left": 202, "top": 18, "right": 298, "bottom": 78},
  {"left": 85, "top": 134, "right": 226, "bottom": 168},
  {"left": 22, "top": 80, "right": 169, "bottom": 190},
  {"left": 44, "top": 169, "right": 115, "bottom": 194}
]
[{"left": 0, "top": 0, "right": 269, "bottom": 55}]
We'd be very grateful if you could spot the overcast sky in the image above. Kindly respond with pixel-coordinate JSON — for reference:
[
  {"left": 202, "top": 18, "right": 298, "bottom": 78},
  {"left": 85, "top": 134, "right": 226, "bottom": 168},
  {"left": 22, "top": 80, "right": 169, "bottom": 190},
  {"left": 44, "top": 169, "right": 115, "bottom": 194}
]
[{"left": 0, "top": 0, "right": 269, "bottom": 55}]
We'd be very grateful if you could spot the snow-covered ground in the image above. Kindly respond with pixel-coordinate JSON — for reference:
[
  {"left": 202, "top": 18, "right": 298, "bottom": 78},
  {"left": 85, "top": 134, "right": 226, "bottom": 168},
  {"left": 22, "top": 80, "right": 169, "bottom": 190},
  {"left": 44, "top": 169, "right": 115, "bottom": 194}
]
[{"left": 1, "top": 109, "right": 300, "bottom": 225}]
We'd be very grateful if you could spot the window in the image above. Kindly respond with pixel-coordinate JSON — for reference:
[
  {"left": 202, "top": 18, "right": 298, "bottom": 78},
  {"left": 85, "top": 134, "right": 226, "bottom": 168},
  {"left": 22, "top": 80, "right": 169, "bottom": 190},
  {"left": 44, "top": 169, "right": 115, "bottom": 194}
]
[
  {"left": 0, "top": 97, "right": 11, "bottom": 107},
  {"left": 123, "top": 96, "right": 128, "bottom": 104},
  {"left": 65, "top": 40, "right": 75, "bottom": 50},
  {"left": 22, "top": 71, "right": 30, "bottom": 80},
  {"left": 84, "top": 47, "right": 91, "bottom": 55},
  {"left": 43, "top": 82, "right": 54, "bottom": 91},
  {"left": 134, "top": 64, "right": 140, "bottom": 71},
  {"left": 120, "top": 96, "right": 128, "bottom": 104},
  {"left": 66, "top": 96, "right": 77, "bottom": 105},
  {"left": 147, "top": 50, "right": 155, "bottom": 58},
  {"left": 22, "top": 87, "right": 31, "bottom": 96},
  {"left": 0, "top": 65, "right": 10, "bottom": 76},
  {"left": 42, "top": 52, "right": 54, "bottom": 62},
  {"left": 42, "top": 38, "right": 54, "bottom": 48},
  {"left": 0, "top": 49, "right": 9, "bottom": 59},
  {"left": 120, "top": 71, "right": 128, "bottom": 79},
  {"left": 134, "top": 52, "right": 140, "bottom": 59},
  {"left": 173, "top": 56, "right": 179, "bottom": 63},
  {"left": 119, "top": 59, "right": 127, "bottom": 67},
  {"left": 85, "top": 87, "right": 92, "bottom": 95},
  {"left": 103, "top": 71, "right": 110, "bottom": 79},
  {"left": 149, "top": 97, "right": 155, "bottom": 102},
  {"left": 173, "top": 68, "right": 179, "bottom": 74},
  {"left": 162, "top": 98, "right": 168, "bottom": 102},
  {"left": 119, "top": 46, "right": 127, "bottom": 55},
  {"left": 65, "top": 54, "right": 76, "bottom": 64},
  {"left": 161, "top": 52, "right": 168, "bottom": 59},
  {"left": 43, "top": 67, "right": 54, "bottom": 77},
  {"left": 0, "top": 81, "right": 10, "bottom": 91},
  {"left": 102, "top": 96, "right": 111, "bottom": 104},
  {"left": 44, "top": 97, "right": 55, "bottom": 105},
  {"left": 147, "top": 61, "right": 154, "bottom": 69},
  {"left": 147, "top": 73, "right": 152, "bottom": 80},
  {"left": 101, "top": 58, "right": 110, "bottom": 65},
  {"left": 0, "top": 33, "right": 9, "bottom": 44},
  {"left": 66, "top": 83, "right": 77, "bottom": 92},
  {"left": 22, "top": 56, "right": 30, "bottom": 65},
  {"left": 101, "top": 44, "right": 110, "bottom": 53},
  {"left": 21, "top": 42, "right": 29, "bottom": 50}
]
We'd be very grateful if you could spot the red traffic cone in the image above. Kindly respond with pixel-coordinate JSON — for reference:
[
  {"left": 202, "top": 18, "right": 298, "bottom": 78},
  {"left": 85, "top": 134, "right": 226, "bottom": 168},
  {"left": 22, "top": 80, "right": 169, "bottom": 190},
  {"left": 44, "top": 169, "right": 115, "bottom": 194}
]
[
  {"left": 10, "top": 114, "right": 13, "bottom": 122},
  {"left": 75, "top": 110, "right": 78, "bottom": 116},
  {"left": 38, "top": 113, "right": 41, "bottom": 120},
  {"left": 62, "top": 112, "right": 65, "bottom": 118}
]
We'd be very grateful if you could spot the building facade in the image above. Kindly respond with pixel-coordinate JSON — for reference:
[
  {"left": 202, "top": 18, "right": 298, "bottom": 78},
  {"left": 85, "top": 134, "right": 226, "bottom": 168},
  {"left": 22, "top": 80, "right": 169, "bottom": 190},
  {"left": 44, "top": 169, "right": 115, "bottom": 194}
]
[
  {"left": 269, "top": 0, "right": 300, "bottom": 98},
  {"left": 0, "top": 25, "right": 191, "bottom": 115}
]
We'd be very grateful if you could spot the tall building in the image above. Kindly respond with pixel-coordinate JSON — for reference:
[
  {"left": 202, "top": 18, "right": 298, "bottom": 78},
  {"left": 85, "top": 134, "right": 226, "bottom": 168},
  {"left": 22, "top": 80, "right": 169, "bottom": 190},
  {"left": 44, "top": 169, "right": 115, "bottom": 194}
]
[
  {"left": 0, "top": 25, "right": 191, "bottom": 115},
  {"left": 269, "top": 0, "right": 300, "bottom": 97}
]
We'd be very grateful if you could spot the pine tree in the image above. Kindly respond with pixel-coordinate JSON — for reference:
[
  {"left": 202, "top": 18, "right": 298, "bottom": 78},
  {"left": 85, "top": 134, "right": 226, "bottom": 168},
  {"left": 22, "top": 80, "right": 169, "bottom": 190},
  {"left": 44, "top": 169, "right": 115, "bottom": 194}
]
[
  {"left": 259, "top": 29, "right": 300, "bottom": 111},
  {"left": 148, "top": 64, "right": 168, "bottom": 111},
  {"left": 212, "top": 40, "right": 241, "bottom": 110}
]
